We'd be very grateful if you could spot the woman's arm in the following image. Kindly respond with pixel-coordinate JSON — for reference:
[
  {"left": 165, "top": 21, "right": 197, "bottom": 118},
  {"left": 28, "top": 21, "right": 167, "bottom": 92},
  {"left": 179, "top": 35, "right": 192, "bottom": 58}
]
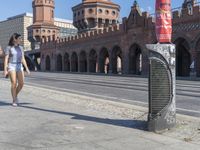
[
  {"left": 3, "top": 55, "right": 9, "bottom": 77},
  {"left": 22, "top": 55, "right": 30, "bottom": 74}
]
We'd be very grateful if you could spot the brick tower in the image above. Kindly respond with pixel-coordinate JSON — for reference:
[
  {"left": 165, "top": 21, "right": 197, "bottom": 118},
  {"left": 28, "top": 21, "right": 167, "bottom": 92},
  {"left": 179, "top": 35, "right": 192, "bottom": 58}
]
[
  {"left": 28, "top": 0, "right": 59, "bottom": 49},
  {"left": 72, "top": 0, "right": 120, "bottom": 33}
]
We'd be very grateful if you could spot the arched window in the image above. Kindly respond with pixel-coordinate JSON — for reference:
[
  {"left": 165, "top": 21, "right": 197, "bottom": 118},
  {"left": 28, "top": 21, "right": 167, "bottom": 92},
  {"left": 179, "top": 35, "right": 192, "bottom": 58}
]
[
  {"left": 187, "top": 3, "right": 193, "bottom": 15},
  {"left": 52, "top": 10, "right": 54, "bottom": 18}
]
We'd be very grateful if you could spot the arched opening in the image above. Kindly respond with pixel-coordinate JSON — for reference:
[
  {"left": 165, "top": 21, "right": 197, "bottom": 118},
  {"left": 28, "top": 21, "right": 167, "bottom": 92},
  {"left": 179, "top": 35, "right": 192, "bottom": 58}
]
[
  {"left": 64, "top": 53, "right": 70, "bottom": 71},
  {"left": 87, "top": 18, "right": 96, "bottom": 29},
  {"left": 195, "top": 38, "right": 200, "bottom": 77},
  {"left": 99, "top": 48, "right": 109, "bottom": 74},
  {"left": 45, "top": 55, "right": 51, "bottom": 71},
  {"left": 25, "top": 56, "right": 35, "bottom": 71},
  {"left": 111, "top": 46, "right": 123, "bottom": 74},
  {"left": 105, "top": 19, "right": 110, "bottom": 27},
  {"left": 79, "top": 51, "right": 87, "bottom": 72},
  {"left": 56, "top": 54, "right": 62, "bottom": 71},
  {"left": 71, "top": 52, "right": 78, "bottom": 72},
  {"left": 174, "top": 38, "right": 191, "bottom": 76},
  {"left": 89, "top": 49, "right": 97, "bottom": 73},
  {"left": 129, "top": 44, "right": 142, "bottom": 75}
]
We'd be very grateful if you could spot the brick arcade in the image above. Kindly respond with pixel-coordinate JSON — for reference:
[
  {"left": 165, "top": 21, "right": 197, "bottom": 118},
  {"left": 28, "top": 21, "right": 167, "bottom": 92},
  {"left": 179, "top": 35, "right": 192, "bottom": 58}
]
[{"left": 31, "top": 0, "right": 200, "bottom": 77}]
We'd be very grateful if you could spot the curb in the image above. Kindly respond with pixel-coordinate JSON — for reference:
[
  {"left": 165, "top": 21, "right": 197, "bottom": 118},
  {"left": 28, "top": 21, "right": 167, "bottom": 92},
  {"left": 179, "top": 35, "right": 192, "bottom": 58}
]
[
  {"left": 1, "top": 79, "right": 200, "bottom": 122},
  {"left": 22, "top": 81, "right": 200, "bottom": 122},
  {"left": 24, "top": 83, "right": 148, "bottom": 119}
]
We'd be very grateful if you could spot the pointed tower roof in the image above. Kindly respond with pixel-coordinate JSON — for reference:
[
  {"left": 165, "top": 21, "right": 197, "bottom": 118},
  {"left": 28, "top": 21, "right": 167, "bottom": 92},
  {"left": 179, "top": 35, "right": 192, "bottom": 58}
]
[
  {"left": 182, "top": 0, "right": 197, "bottom": 8},
  {"left": 133, "top": 0, "right": 140, "bottom": 9},
  {"left": 133, "top": 0, "right": 138, "bottom": 7}
]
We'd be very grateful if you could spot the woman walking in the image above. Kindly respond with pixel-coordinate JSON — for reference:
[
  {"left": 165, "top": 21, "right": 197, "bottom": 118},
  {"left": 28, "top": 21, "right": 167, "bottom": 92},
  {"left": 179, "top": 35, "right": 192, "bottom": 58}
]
[{"left": 3, "top": 33, "right": 30, "bottom": 106}]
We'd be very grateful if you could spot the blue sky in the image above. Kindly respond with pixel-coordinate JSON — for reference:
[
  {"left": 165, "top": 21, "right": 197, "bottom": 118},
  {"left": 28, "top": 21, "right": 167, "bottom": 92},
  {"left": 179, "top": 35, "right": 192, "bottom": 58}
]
[{"left": 0, "top": 0, "right": 196, "bottom": 21}]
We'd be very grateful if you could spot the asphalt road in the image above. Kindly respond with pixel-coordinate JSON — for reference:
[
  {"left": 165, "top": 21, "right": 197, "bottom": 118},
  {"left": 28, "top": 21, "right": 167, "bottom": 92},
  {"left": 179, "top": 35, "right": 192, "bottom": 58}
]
[{"left": 1, "top": 71, "right": 200, "bottom": 117}]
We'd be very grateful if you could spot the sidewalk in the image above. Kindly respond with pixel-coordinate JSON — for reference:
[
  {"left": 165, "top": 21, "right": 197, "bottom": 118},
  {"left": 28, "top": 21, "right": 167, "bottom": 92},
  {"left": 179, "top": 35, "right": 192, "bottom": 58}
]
[{"left": 0, "top": 79, "right": 200, "bottom": 150}]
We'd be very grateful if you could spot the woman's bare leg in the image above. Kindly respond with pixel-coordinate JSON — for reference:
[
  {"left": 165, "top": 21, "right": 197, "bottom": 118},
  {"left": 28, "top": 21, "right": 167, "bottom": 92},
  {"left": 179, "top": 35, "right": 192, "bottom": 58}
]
[
  {"left": 16, "top": 71, "right": 24, "bottom": 97},
  {"left": 9, "top": 71, "right": 17, "bottom": 103}
]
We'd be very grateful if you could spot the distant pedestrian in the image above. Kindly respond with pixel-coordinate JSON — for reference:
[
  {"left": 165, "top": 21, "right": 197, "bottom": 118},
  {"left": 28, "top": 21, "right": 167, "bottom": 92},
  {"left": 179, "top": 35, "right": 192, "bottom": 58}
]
[{"left": 3, "top": 33, "right": 30, "bottom": 106}]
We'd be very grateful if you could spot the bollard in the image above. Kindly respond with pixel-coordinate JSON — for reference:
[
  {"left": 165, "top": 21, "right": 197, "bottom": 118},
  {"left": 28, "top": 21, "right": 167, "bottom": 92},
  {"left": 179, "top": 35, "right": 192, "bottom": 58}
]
[{"left": 146, "top": 44, "right": 176, "bottom": 132}]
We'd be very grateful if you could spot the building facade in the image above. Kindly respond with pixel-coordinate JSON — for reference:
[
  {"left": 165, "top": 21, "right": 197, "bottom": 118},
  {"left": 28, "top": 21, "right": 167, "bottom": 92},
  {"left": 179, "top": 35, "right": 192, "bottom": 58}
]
[
  {"left": 54, "top": 18, "right": 77, "bottom": 38},
  {"left": 0, "top": 4, "right": 77, "bottom": 71},
  {"left": 0, "top": 13, "right": 77, "bottom": 51},
  {"left": 37, "top": 0, "right": 200, "bottom": 77},
  {"left": 0, "top": 13, "right": 33, "bottom": 51}
]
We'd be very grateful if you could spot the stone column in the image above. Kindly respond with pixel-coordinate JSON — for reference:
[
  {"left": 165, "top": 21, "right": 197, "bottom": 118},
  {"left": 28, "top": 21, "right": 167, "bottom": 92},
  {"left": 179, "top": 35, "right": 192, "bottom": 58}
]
[
  {"left": 87, "top": 53, "right": 90, "bottom": 73},
  {"left": 190, "top": 48, "right": 197, "bottom": 77},
  {"left": 108, "top": 51, "right": 113, "bottom": 74}
]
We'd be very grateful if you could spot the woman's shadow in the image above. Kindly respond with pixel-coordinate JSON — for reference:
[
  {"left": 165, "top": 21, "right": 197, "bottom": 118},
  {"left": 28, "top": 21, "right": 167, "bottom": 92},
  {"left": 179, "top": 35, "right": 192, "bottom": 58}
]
[{"left": 0, "top": 100, "right": 32, "bottom": 106}]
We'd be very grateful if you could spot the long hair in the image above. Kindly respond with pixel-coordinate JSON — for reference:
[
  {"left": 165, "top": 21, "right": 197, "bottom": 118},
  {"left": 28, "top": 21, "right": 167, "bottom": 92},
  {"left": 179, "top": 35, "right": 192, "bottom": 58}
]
[{"left": 8, "top": 33, "right": 21, "bottom": 46}]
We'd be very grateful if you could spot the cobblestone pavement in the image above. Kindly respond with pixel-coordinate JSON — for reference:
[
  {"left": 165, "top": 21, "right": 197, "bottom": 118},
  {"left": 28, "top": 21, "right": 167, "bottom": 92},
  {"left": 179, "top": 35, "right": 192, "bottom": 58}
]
[{"left": 0, "top": 79, "right": 199, "bottom": 150}]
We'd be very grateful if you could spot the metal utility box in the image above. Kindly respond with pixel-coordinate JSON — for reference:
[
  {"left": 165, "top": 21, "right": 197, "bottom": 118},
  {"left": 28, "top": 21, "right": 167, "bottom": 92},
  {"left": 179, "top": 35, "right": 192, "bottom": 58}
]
[{"left": 146, "top": 44, "right": 176, "bottom": 132}]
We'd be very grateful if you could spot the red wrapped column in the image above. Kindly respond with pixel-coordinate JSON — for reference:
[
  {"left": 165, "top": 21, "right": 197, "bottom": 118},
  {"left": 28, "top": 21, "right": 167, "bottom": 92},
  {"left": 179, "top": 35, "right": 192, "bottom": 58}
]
[{"left": 155, "top": 0, "right": 172, "bottom": 43}]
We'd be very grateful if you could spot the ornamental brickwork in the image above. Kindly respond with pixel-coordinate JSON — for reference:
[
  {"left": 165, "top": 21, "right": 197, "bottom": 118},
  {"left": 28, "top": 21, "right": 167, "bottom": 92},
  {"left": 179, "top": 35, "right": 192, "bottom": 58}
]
[{"left": 39, "top": 0, "right": 200, "bottom": 77}]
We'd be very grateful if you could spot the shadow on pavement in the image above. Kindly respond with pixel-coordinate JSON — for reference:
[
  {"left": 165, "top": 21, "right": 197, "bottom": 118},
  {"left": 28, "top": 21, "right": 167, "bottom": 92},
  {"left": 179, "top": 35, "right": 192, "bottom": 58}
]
[
  {"left": 19, "top": 105, "right": 147, "bottom": 131},
  {"left": 0, "top": 101, "right": 33, "bottom": 106},
  {"left": 0, "top": 101, "right": 11, "bottom": 106}
]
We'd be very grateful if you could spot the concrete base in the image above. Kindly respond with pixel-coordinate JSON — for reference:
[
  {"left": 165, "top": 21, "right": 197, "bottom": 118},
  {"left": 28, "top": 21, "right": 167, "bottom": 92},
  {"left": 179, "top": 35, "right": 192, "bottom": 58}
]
[{"left": 146, "top": 44, "right": 176, "bottom": 132}]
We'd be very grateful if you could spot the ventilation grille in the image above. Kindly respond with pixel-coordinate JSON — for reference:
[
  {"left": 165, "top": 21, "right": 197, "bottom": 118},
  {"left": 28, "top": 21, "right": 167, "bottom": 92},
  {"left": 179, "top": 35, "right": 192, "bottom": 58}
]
[{"left": 149, "top": 58, "right": 171, "bottom": 118}]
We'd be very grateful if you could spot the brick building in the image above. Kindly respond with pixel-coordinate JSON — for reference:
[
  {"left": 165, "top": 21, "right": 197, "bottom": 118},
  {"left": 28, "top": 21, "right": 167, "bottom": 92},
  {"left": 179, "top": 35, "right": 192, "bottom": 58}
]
[{"left": 34, "top": 0, "right": 200, "bottom": 77}]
